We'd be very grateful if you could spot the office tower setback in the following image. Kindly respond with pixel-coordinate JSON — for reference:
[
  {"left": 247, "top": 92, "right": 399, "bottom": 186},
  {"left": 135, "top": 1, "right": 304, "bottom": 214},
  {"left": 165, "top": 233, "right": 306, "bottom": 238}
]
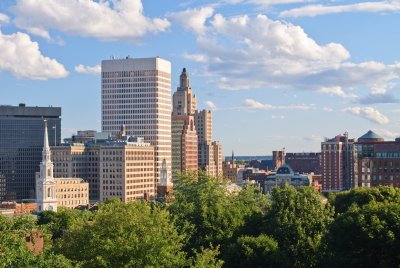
[
  {"left": 195, "top": 110, "right": 223, "bottom": 177},
  {"left": 321, "top": 132, "right": 355, "bottom": 191},
  {"left": 101, "top": 57, "right": 172, "bottom": 191},
  {"left": 172, "top": 68, "right": 198, "bottom": 176},
  {"left": 0, "top": 104, "right": 61, "bottom": 200}
]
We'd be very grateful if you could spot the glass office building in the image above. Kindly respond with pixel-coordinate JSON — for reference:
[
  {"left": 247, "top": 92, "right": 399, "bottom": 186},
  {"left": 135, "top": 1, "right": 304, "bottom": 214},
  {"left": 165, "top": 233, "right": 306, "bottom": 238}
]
[{"left": 0, "top": 104, "right": 61, "bottom": 200}]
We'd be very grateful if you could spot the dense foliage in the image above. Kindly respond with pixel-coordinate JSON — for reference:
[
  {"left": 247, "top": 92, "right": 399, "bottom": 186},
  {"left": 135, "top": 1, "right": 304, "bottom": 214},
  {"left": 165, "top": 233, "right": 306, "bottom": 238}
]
[{"left": 1, "top": 173, "right": 400, "bottom": 267}]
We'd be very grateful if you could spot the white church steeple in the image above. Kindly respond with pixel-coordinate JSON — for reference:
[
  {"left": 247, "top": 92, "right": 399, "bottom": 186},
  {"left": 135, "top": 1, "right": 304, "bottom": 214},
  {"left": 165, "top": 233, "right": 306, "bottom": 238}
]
[{"left": 36, "top": 120, "right": 57, "bottom": 212}]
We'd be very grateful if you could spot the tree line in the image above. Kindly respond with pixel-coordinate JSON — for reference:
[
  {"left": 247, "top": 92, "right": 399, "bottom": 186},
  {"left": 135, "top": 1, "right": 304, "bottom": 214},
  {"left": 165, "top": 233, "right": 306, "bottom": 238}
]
[{"left": 1, "top": 172, "right": 400, "bottom": 267}]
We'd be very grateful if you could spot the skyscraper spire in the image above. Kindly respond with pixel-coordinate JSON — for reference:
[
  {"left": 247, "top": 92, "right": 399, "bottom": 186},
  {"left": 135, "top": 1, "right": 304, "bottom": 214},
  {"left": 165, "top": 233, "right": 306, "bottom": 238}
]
[{"left": 179, "top": 68, "right": 189, "bottom": 89}]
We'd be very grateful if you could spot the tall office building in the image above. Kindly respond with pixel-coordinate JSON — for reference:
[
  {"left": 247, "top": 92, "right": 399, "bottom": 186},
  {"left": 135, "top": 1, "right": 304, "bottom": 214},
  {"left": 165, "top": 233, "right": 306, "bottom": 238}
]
[
  {"left": 0, "top": 104, "right": 61, "bottom": 200},
  {"left": 172, "top": 68, "right": 198, "bottom": 176},
  {"left": 195, "top": 110, "right": 223, "bottom": 177},
  {"left": 101, "top": 57, "right": 172, "bottom": 192},
  {"left": 321, "top": 132, "right": 355, "bottom": 191}
]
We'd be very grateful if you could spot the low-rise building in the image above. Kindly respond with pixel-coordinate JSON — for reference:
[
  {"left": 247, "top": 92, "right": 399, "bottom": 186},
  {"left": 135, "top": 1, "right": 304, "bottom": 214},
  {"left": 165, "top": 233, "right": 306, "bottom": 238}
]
[
  {"left": 263, "top": 164, "right": 310, "bottom": 193},
  {"left": 55, "top": 178, "right": 89, "bottom": 209}
]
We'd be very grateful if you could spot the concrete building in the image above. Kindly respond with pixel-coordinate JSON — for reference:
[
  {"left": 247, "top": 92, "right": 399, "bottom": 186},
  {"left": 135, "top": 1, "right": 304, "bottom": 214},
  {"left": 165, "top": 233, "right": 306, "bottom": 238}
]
[
  {"left": 0, "top": 103, "right": 61, "bottom": 200},
  {"left": 263, "top": 164, "right": 310, "bottom": 193},
  {"left": 53, "top": 130, "right": 156, "bottom": 202},
  {"left": 321, "top": 132, "right": 355, "bottom": 192},
  {"left": 285, "top": 152, "right": 321, "bottom": 174},
  {"left": 101, "top": 56, "right": 172, "bottom": 194},
  {"left": 195, "top": 110, "right": 223, "bottom": 177},
  {"left": 55, "top": 178, "right": 89, "bottom": 209},
  {"left": 355, "top": 130, "right": 400, "bottom": 188},
  {"left": 171, "top": 68, "right": 198, "bottom": 177},
  {"left": 52, "top": 144, "right": 100, "bottom": 201}
]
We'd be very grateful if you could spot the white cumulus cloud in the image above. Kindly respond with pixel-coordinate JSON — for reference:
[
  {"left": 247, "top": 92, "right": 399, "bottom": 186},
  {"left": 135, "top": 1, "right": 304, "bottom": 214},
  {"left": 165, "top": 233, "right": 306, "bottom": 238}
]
[
  {"left": 204, "top": 100, "right": 217, "bottom": 110},
  {"left": 0, "top": 31, "right": 68, "bottom": 80},
  {"left": 0, "top": 13, "right": 10, "bottom": 25},
  {"left": 75, "top": 64, "right": 101, "bottom": 75},
  {"left": 343, "top": 106, "right": 389, "bottom": 124},
  {"left": 180, "top": 12, "right": 400, "bottom": 95},
  {"left": 167, "top": 7, "right": 214, "bottom": 35},
  {"left": 11, "top": 0, "right": 170, "bottom": 42},
  {"left": 244, "top": 98, "right": 315, "bottom": 110},
  {"left": 280, "top": 1, "right": 400, "bottom": 18}
]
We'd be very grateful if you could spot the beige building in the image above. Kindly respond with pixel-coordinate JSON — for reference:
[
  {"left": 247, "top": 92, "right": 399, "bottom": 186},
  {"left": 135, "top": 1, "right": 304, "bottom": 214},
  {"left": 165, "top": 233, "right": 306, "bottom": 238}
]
[
  {"left": 55, "top": 178, "right": 89, "bottom": 209},
  {"left": 101, "top": 57, "right": 172, "bottom": 190},
  {"left": 52, "top": 145, "right": 100, "bottom": 201},
  {"left": 172, "top": 68, "right": 198, "bottom": 177},
  {"left": 99, "top": 137, "right": 155, "bottom": 202},
  {"left": 195, "top": 110, "right": 223, "bottom": 177},
  {"left": 52, "top": 132, "right": 156, "bottom": 203}
]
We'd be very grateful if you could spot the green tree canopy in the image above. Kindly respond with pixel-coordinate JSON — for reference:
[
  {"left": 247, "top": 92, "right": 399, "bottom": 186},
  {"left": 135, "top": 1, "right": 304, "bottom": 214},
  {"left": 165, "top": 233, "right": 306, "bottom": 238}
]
[
  {"left": 264, "top": 185, "right": 334, "bottom": 268},
  {"left": 320, "top": 202, "right": 400, "bottom": 267},
  {"left": 169, "top": 172, "right": 269, "bottom": 254},
  {"left": 58, "top": 198, "right": 186, "bottom": 268},
  {"left": 329, "top": 186, "right": 400, "bottom": 214}
]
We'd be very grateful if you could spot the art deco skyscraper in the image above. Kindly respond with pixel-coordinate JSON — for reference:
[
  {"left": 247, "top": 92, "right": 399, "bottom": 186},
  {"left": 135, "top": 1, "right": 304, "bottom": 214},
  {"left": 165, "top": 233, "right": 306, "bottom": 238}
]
[
  {"left": 101, "top": 57, "right": 172, "bottom": 191},
  {"left": 172, "top": 68, "right": 198, "bottom": 176}
]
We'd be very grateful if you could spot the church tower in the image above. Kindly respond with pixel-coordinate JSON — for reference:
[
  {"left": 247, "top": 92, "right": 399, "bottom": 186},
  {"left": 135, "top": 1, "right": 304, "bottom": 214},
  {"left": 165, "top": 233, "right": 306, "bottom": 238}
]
[{"left": 36, "top": 120, "right": 57, "bottom": 212}]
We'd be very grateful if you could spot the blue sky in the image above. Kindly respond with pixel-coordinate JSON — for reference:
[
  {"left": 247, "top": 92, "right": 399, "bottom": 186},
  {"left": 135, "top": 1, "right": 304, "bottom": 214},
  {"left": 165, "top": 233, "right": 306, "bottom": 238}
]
[{"left": 1, "top": 0, "right": 400, "bottom": 155}]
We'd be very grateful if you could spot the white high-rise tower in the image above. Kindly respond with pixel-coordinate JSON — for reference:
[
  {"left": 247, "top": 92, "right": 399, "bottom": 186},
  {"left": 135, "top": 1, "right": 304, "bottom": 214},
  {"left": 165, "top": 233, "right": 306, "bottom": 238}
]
[
  {"left": 36, "top": 120, "right": 57, "bottom": 212},
  {"left": 101, "top": 57, "right": 172, "bottom": 192}
]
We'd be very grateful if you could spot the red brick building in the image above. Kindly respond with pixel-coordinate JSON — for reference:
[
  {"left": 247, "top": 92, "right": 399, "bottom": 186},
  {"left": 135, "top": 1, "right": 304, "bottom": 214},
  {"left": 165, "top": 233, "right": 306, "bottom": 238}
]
[
  {"left": 321, "top": 132, "right": 355, "bottom": 192},
  {"left": 355, "top": 130, "right": 400, "bottom": 188}
]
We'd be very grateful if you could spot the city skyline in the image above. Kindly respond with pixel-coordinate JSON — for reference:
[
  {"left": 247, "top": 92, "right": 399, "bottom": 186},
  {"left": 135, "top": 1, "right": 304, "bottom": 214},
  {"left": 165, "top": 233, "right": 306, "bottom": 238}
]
[{"left": 1, "top": 0, "right": 400, "bottom": 155}]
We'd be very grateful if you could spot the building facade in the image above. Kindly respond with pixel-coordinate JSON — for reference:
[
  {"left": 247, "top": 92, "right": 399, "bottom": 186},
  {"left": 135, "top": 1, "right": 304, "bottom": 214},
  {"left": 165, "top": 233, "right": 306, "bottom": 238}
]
[
  {"left": 52, "top": 144, "right": 100, "bottom": 201},
  {"left": 321, "top": 132, "right": 355, "bottom": 192},
  {"left": 285, "top": 152, "right": 321, "bottom": 174},
  {"left": 171, "top": 68, "right": 198, "bottom": 177},
  {"left": 55, "top": 178, "right": 89, "bottom": 209},
  {"left": 355, "top": 130, "right": 400, "bottom": 188},
  {"left": 101, "top": 57, "right": 172, "bottom": 191},
  {"left": 263, "top": 164, "right": 310, "bottom": 193},
  {"left": 194, "top": 110, "right": 223, "bottom": 177},
  {"left": 0, "top": 104, "right": 61, "bottom": 200},
  {"left": 223, "top": 152, "right": 246, "bottom": 183},
  {"left": 52, "top": 131, "right": 156, "bottom": 202}
]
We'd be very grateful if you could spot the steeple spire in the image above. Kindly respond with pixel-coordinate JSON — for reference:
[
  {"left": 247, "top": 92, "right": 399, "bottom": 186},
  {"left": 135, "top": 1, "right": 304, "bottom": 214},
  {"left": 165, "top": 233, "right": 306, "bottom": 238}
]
[{"left": 42, "top": 120, "right": 51, "bottom": 163}]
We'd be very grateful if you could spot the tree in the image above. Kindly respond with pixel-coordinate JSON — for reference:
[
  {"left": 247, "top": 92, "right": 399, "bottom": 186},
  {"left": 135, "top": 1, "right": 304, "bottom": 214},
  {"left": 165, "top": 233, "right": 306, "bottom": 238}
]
[
  {"left": 264, "top": 185, "right": 334, "bottom": 268},
  {"left": 320, "top": 202, "right": 400, "bottom": 267},
  {"left": 58, "top": 199, "right": 186, "bottom": 267},
  {"left": 224, "top": 234, "right": 287, "bottom": 268},
  {"left": 190, "top": 246, "right": 224, "bottom": 268},
  {"left": 329, "top": 186, "right": 400, "bottom": 214},
  {"left": 37, "top": 208, "right": 92, "bottom": 240},
  {"left": 169, "top": 172, "right": 269, "bottom": 254}
]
